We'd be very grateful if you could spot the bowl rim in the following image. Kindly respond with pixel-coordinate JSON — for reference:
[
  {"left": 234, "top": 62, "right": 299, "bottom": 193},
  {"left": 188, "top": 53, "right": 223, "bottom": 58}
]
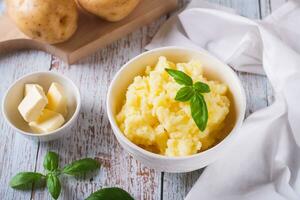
[
  {"left": 2, "top": 71, "right": 81, "bottom": 137},
  {"left": 107, "top": 46, "right": 246, "bottom": 160}
]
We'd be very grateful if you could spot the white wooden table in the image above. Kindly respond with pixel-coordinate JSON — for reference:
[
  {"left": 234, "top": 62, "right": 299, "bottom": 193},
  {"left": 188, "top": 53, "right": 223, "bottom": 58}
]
[{"left": 0, "top": 0, "right": 283, "bottom": 199}]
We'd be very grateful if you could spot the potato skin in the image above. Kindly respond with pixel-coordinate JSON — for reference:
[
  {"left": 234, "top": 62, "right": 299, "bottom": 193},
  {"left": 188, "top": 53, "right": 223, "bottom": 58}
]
[
  {"left": 6, "top": 0, "right": 78, "bottom": 44},
  {"left": 77, "top": 0, "right": 140, "bottom": 22}
]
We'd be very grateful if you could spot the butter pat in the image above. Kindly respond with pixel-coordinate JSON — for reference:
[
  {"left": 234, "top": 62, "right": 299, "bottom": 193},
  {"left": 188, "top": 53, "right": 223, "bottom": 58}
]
[
  {"left": 18, "top": 85, "right": 48, "bottom": 122},
  {"left": 29, "top": 109, "right": 65, "bottom": 133},
  {"left": 46, "top": 82, "right": 68, "bottom": 117},
  {"left": 25, "top": 84, "right": 43, "bottom": 96}
]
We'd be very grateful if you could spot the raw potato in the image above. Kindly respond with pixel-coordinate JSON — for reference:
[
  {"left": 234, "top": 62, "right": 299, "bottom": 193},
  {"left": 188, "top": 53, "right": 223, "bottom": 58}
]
[
  {"left": 6, "top": 0, "right": 78, "bottom": 44},
  {"left": 77, "top": 0, "right": 140, "bottom": 22}
]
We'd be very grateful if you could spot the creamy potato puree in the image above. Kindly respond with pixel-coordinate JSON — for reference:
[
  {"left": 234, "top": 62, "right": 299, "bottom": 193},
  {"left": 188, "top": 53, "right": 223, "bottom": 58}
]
[{"left": 116, "top": 57, "right": 230, "bottom": 156}]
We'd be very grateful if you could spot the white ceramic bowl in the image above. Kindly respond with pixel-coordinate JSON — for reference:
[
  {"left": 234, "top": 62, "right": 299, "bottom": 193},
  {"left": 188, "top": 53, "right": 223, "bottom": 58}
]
[
  {"left": 107, "top": 46, "right": 246, "bottom": 172},
  {"left": 2, "top": 71, "right": 81, "bottom": 142}
]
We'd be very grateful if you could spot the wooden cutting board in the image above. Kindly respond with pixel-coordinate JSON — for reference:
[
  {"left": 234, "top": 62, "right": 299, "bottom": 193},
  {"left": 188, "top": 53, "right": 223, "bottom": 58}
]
[{"left": 0, "top": 0, "right": 177, "bottom": 64}]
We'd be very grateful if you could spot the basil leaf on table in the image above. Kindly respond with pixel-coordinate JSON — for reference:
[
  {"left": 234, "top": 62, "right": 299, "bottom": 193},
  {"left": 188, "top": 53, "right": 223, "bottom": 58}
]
[
  {"left": 9, "top": 152, "right": 103, "bottom": 200},
  {"left": 62, "top": 158, "right": 100, "bottom": 175},
  {"left": 86, "top": 187, "right": 134, "bottom": 200},
  {"left": 46, "top": 173, "right": 61, "bottom": 200},
  {"left": 9, "top": 172, "right": 44, "bottom": 190},
  {"left": 190, "top": 93, "right": 208, "bottom": 131},
  {"left": 193, "top": 81, "right": 210, "bottom": 93},
  {"left": 43, "top": 151, "right": 59, "bottom": 171},
  {"left": 175, "top": 86, "right": 194, "bottom": 102},
  {"left": 165, "top": 68, "right": 193, "bottom": 86}
]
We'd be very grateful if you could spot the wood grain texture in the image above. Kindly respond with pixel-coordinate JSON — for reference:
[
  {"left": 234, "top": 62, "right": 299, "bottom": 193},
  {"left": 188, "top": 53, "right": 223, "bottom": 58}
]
[
  {"left": 0, "top": 0, "right": 279, "bottom": 200},
  {"left": 260, "top": 0, "right": 276, "bottom": 106}
]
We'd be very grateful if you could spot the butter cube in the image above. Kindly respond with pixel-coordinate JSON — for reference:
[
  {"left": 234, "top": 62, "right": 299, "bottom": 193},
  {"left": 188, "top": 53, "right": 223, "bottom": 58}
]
[
  {"left": 46, "top": 82, "right": 68, "bottom": 117},
  {"left": 18, "top": 85, "right": 48, "bottom": 122},
  {"left": 25, "top": 84, "right": 43, "bottom": 96},
  {"left": 29, "top": 109, "right": 65, "bottom": 133}
]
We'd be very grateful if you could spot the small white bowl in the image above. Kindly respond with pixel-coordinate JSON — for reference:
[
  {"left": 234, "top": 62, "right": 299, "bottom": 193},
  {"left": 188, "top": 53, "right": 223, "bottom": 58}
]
[
  {"left": 107, "top": 46, "right": 246, "bottom": 172},
  {"left": 2, "top": 71, "right": 81, "bottom": 142}
]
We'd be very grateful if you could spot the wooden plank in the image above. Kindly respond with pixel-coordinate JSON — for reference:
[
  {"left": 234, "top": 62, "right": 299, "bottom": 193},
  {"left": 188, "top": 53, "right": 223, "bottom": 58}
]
[
  {"left": 260, "top": 0, "right": 277, "bottom": 106},
  {"left": 0, "top": 50, "right": 51, "bottom": 199},
  {"left": 238, "top": 72, "right": 269, "bottom": 115},
  {"left": 31, "top": 17, "right": 169, "bottom": 199},
  {"left": 162, "top": 0, "right": 271, "bottom": 199},
  {"left": 260, "top": 0, "right": 272, "bottom": 17},
  {"left": 162, "top": 170, "right": 204, "bottom": 200}
]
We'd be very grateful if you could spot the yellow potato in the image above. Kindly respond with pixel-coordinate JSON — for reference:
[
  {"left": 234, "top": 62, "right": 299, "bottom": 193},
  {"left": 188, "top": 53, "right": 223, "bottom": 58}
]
[
  {"left": 77, "top": 0, "right": 140, "bottom": 22},
  {"left": 6, "top": 0, "right": 78, "bottom": 44}
]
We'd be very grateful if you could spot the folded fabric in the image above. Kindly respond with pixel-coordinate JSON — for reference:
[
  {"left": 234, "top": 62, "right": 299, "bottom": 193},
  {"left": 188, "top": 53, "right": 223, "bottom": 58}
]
[{"left": 146, "top": 1, "right": 300, "bottom": 199}]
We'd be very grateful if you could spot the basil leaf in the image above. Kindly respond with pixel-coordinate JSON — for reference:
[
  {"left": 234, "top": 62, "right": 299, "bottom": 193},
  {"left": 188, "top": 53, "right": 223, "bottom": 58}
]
[
  {"left": 43, "top": 151, "right": 59, "bottom": 171},
  {"left": 193, "top": 81, "right": 210, "bottom": 93},
  {"left": 175, "top": 86, "right": 194, "bottom": 102},
  {"left": 10, "top": 172, "right": 44, "bottom": 190},
  {"left": 46, "top": 173, "right": 61, "bottom": 200},
  {"left": 190, "top": 94, "right": 208, "bottom": 131},
  {"left": 85, "top": 187, "right": 134, "bottom": 200},
  {"left": 62, "top": 158, "right": 100, "bottom": 176},
  {"left": 165, "top": 68, "right": 193, "bottom": 86}
]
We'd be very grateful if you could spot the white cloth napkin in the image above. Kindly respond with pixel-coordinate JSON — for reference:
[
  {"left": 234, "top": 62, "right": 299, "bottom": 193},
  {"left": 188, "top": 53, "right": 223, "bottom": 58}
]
[{"left": 146, "top": 1, "right": 300, "bottom": 199}]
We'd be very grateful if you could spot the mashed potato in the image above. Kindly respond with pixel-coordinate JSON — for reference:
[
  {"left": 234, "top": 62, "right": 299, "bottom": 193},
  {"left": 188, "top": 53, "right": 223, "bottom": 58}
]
[{"left": 116, "top": 56, "right": 230, "bottom": 157}]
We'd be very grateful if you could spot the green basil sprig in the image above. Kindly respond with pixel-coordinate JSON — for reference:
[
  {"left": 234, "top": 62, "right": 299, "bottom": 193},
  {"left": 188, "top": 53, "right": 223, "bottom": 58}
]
[
  {"left": 9, "top": 172, "right": 45, "bottom": 190},
  {"left": 47, "top": 173, "right": 61, "bottom": 200},
  {"left": 165, "top": 68, "right": 210, "bottom": 131},
  {"left": 165, "top": 68, "right": 193, "bottom": 86},
  {"left": 85, "top": 187, "right": 134, "bottom": 200},
  {"left": 44, "top": 151, "right": 59, "bottom": 172},
  {"left": 9, "top": 151, "right": 101, "bottom": 200},
  {"left": 63, "top": 158, "right": 100, "bottom": 175}
]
